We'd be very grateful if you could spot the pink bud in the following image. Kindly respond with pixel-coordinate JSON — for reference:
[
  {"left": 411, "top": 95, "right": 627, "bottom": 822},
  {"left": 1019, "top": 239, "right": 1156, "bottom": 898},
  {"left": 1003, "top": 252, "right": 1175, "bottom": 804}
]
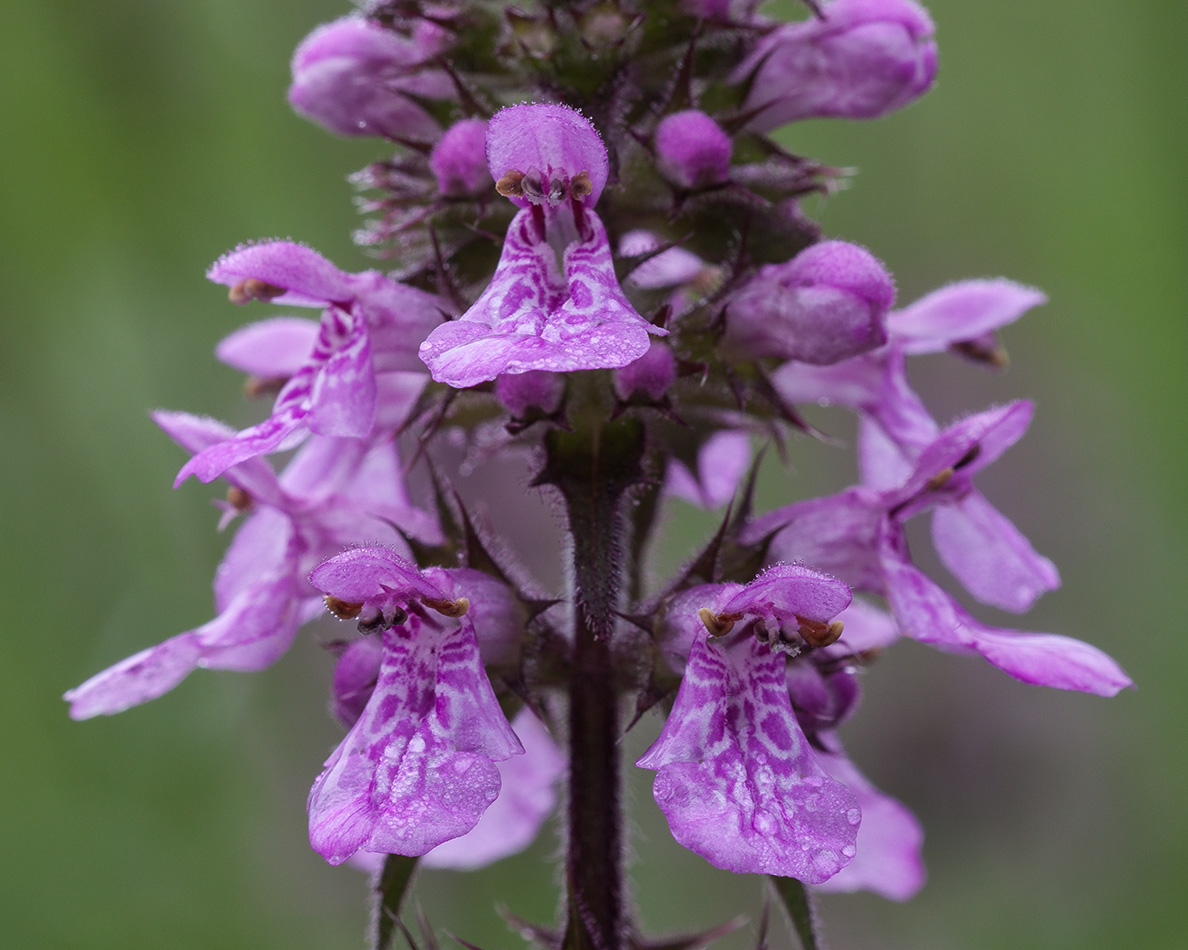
[
  {"left": 654, "top": 111, "right": 733, "bottom": 189},
  {"left": 495, "top": 370, "right": 565, "bottom": 417},
  {"left": 725, "top": 240, "right": 894, "bottom": 365},
  {"left": 430, "top": 119, "right": 490, "bottom": 196},
  {"left": 614, "top": 340, "right": 678, "bottom": 402},
  {"left": 288, "top": 16, "right": 453, "bottom": 140},
  {"left": 736, "top": 0, "right": 937, "bottom": 131}
]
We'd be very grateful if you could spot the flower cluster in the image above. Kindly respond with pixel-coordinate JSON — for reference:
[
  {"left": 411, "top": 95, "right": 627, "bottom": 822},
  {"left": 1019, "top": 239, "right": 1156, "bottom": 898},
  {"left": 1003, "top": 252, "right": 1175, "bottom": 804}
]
[{"left": 68, "top": 0, "right": 1128, "bottom": 943}]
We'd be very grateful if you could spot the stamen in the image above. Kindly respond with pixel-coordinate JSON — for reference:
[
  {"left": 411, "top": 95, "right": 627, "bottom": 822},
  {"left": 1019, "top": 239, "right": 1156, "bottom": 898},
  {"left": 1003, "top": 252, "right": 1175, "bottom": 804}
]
[
  {"left": 951, "top": 339, "right": 1009, "bottom": 369},
  {"left": 226, "top": 487, "right": 252, "bottom": 511},
  {"left": 796, "top": 616, "right": 844, "bottom": 649},
  {"left": 228, "top": 278, "right": 285, "bottom": 305},
  {"left": 698, "top": 607, "right": 740, "bottom": 638},
  {"left": 358, "top": 604, "right": 408, "bottom": 633},
  {"left": 926, "top": 467, "right": 954, "bottom": 491},
  {"left": 496, "top": 169, "right": 526, "bottom": 197},
  {"left": 570, "top": 170, "right": 593, "bottom": 200},
  {"left": 324, "top": 595, "right": 363, "bottom": 621},
  {"left": 547, "top": 177, "right": 567, "bottom": 203},
  {"left": 521, "top": 169, "right": 545, "bottom": 200},
  {"left": 244, "top": 376, "right": 287, "bottom": 399},
  {"left": 423, "top": 596, "right": 471, "bottom": 618}
]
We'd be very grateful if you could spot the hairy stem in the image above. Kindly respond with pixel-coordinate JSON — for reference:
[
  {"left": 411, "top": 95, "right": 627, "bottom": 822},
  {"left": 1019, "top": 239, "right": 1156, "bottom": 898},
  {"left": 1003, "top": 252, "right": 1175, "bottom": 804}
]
[{"left": 542, "top": 420, "right": 644, "bottom": 950}]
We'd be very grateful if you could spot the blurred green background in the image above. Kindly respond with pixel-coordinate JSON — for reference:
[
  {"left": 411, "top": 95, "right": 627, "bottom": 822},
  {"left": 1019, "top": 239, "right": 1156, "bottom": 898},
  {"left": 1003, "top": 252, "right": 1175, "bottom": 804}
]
[{"left": 1, "top": 1, "right": 1184, "bottom": 947}]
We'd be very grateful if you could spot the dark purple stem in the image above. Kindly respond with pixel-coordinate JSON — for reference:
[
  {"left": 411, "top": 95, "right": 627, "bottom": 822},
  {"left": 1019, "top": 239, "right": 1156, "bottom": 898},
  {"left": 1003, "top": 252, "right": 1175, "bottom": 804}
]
[
  {"left": 541, "top": 421, "right": 644, "bottom": 950},
  {"left": 567, "top": 611, "right": 623, "bottom": 950}
]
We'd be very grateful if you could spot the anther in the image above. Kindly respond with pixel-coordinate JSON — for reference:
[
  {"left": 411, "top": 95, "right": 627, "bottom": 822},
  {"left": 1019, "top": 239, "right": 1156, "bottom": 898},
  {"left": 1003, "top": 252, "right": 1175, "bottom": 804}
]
[
  {"left": 952, "top": 340, "right": 1009, "bottom": 369},
  {"left": 570, "top": 170, "right": 593, "bottom": 200},
  {"left": 698, "top": 606, "right": 740, "bottom": 638},
  {"left": 324, "top": 595, "right": 363, "bottom": 621},
  {"left": 358, "top": 604, "right": 408, "bottom": 633},
  {"left": 228, "top": 278, "right": 285, "bottom": 305},
  {"left": 547, "top": 177, "right": 566, "bottom": 203},
  {"left": 926, "top": 467, "right": 954, "bottom": 491},
  {"left": 496, "top": 169, "right": 526, "bottom": 197},
  {"left": 423, "top": 596, "right": 471, "bottom": 618},
  {"left": 244, "top": 376, "right": 288, "bottom": 399},
  {"left": 226, "top": 487, "right": 252, "bottom": 512},
  {"left": 520, "top": 170, "right": 545, "bottom": 200},
  {"left": 796, "top": 617, "right": 844, "bottom": 649}
]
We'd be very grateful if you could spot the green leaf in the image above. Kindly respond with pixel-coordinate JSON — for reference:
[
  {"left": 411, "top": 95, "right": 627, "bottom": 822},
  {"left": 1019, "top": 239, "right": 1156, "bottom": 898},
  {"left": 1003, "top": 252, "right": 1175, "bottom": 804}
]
[
  {"left": 372, "top": 855, "right": 419, "bottom": 950},
  {"left": 768, "top": 877, "right": 824, "bottom": 950}
]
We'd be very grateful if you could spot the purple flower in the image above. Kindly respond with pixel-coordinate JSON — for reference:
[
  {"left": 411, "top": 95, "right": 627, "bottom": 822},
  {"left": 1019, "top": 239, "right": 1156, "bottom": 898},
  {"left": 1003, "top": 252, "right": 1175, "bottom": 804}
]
[
  {"left": 620, "top": 230, "right": 708, "bottom": 292},
  {"left": 724, "top": 240, "right": 895, "bottom": 365},
  {"left": 654, "top": 110, "right": 733, "bottom": 190},
  {"left": 664, "top": 429, "right": 753, "bottom": 510},
  {"left": 422, "top": 709, "right": 564, "bottom": 870},
  {"left": 779, "top": 602, "right": 926, "bottom": 900},
  {"left": 735, "top": 0, "right": 938, "bottom": 131},
  {"left": 744, "top": 403, "right": 1131, "bottom": 695},
  {"left": 774, "top": 278, "right": 1047, "bottom": 486},
  {"left": 619, "top": 229, "right": 717, "bottom": 319},
  {"left": 64, "top": 416, "right": 437, "bottom": 720},
  {"left": 307, "top": 547, "right": 524, "bottom": 863},
  {"left": 637, "top": 565, "right": 861, "bottom": 881},
  {"left": 289, "top": 15, "right": 454, "bottom": 141},
  {"left": 814, "top": 745, "right": 925, "bottom": 900},
  {"left": 330, "top": 650, "right": 563, "bottom": 872},
  {"left": 418, "top": 103, "right": 663, "bottom": 388},
  {"left": 613, "top": 340, "right": 677, "bottom": 402},
  {"left": 175, "top": 241, "right": 444, "bottom": 485}
]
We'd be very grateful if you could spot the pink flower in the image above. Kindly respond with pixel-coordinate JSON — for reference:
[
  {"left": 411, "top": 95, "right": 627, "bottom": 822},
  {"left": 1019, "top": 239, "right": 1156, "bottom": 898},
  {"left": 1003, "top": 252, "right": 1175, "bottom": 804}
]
[{"left": 418, "top": 104, "right": 663, "bottom": 387}]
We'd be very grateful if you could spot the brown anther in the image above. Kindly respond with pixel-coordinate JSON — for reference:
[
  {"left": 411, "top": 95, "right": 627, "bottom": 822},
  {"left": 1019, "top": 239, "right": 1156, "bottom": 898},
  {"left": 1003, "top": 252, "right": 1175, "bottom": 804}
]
[
  {"left": 698, "top": 607, "right": 741, "bottom": 638},
  {"left": 951, "top": 340, "right": 1009, "bottom": 369},
  {"left": 244, "top": 376, "right": 288, "bottom": 399},
  {"left": 423, "top": 596, "right": 470, "bottom": 619},
  {"left": 797, "top": 617, "right": 844, "bottom": 650},
  {"left": 496, "top": 169, "right": 526, "bottom": 197},
  {"left": 324, "top": 595, "right": 363, "bottom": 621},
  {"left": 228, "top": 278, "right": 285, "bottom": 305},
  {"left": 570, "top": 170, "right": 593, "bottom": 200},
  {"left": 226, "top": 487, "right": 252, "bottom": 512},
  {"left": 520, "top": 172, "right": 544, "bottom": 199},
  {"left": 925, "top": 467, "right": 954, "bottom": 491}
]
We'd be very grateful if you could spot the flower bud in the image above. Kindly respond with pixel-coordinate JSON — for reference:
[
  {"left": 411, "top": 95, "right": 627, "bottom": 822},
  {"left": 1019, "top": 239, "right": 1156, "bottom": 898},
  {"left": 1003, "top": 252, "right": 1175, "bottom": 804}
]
[
  {"left": 613, "top": 340, "right": 677, "bottom": 402},
  {"left": 430, "top": 119, "right": 490, "bottom": 196},
  {"left": 654, "top": 110, "right": 732, "bottom": 190},
  {"left": 495, "top": 370, "right": 564, "bottom": 417},
  {"left": 288, "top": 16, "right": 453, "bottom": 140},
  {"left": 724, "top": 240, "right": 894, "bottom": 365},
  {"left": 736, "top": 0, "right": 937, "bottom": 132}
]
